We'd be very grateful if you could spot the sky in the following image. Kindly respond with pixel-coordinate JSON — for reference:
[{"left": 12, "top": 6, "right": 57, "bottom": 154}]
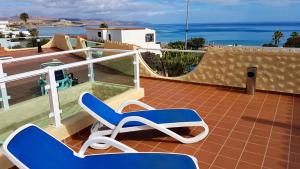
[{"left": 0, "top": 0, "right": 300, "bottom": 24}]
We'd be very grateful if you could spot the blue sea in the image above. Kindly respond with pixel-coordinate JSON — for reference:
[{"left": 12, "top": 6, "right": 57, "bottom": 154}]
[{"left": 38, "top": 22, "right": 300, "bottom": 46}]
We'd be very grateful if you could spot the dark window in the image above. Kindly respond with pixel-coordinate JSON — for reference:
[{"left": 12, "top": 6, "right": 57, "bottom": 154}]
[
  {"left": 145, "top": 33, "right": 154, "bottom": 42},
  {"left": 98, "top": 32, "right": 102, "bottom": 37},
  {"left": 55, "top": 70, "right": 65, "bottom": 81},
  {"left": 108, "top": 34, "right": 111, "bottom": 41}
]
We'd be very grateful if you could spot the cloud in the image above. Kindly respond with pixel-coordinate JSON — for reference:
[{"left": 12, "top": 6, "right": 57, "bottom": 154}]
[
  {"left": 0, "top": 0, "right": 299, "bottom": 23},
  {"left": 191, "top": 0, "right": 300, "bottom": 6},
  {"left": 0, "top": 0, "right": 179, "bottom": 20}
]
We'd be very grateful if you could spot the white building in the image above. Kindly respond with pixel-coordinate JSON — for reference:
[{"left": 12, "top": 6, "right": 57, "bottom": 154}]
[
  {"left": 86, "top": 28, "right": 161, "bottom": 50},
  {"left": 0, "top": 21, "right": 9, "bottom": 32}
]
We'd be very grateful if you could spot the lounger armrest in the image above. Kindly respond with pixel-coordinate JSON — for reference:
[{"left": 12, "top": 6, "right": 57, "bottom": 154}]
[
  {"left": 117, "top": 100, "right": 155, "bottom": 113},
  {"left": 77, "top": 136, "right": 137, "bottom": 158}
]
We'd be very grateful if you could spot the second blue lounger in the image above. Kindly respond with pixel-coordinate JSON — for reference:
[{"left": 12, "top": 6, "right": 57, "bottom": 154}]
[{"left": 79, "top": 92, "right": 209, "bottom": 149}]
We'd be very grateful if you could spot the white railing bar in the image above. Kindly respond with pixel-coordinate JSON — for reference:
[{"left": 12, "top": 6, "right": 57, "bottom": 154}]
[
  {"left": 1, "top": 48, "right": 133, "bottom": 65},
  {"left": 0, "top": 69, "right": 48, "bottom": 83},
  {"left": 52, "top": 51, "right": 137, "bottom": 71},
  {"left": 0, "top": 51, "right": 137, "bottom": 83},
  {"left": 2, "top": 36, "right": 53, "bottom": 40},
  {"left": 138, "top": 48, "right": 206, "bottom": 53},
  {"left": 0, "top": 57, "right": 13, "bottom": 60},
  {"left": 90, "top": 48, "right": 133, "bottom": 53},
  {"left": 1, "top": 48, "right": 91, "bottom": 64}
]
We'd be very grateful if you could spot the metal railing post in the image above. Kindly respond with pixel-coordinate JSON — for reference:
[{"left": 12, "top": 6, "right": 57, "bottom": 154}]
[
  {"left": 47, "top": 68, "right": 62, "bottom": 127},
  {"left": 0, "top": 63, "right": 10, "bottom": 111},
  {"left": 86, "top": 50, "right": 95, "bottom": 82},
  {"left": 133, "top": 51, "right": 140, "bottom": 89}
]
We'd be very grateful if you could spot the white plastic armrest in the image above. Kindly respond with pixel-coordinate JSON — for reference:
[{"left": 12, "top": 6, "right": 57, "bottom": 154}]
[
  {"left": 77, "top": 136, "right": 137, "bottom": 158},
  {"left": 117, "top": 100, "right": 155, "bottom": 113}
]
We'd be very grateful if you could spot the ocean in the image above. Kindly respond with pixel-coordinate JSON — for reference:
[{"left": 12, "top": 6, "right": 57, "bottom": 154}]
[{"left": 38, "top": 22, "right": 300, "bottom": 46}]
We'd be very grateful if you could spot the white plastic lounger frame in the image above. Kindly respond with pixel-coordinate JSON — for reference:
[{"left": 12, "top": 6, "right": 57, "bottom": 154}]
[
  {"left": 1, "top": 124, "right": 199, "bottom": 169},
  {"left": 79, "top": 93, "right": 209, "bottom": 149}
]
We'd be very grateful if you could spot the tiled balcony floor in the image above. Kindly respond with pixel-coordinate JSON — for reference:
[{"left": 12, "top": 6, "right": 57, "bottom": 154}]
[{"left": 13, "top": 78, "right": 300, "bottom": 169}]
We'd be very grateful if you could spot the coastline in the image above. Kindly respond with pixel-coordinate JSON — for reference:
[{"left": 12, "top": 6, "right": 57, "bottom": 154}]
[{"left": 17, "top": 22, "right": 300, "bottom": 46}]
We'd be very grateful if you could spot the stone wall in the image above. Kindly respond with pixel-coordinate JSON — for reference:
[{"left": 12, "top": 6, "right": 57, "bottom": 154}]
[
  {"left": 103, "top": 40, "right": 138, "bottom": 56},
  {"left": 74, "top": 37, "right": 88, "bottom": 58},
  {"left": 139, "top": 46, "right": 300, "bottom": 94},
  {"left": 51, "top": 34, "right": 73, "bottom": 51}
]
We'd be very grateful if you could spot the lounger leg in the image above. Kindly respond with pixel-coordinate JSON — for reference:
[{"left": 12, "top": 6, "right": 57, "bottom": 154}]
[
  {"left": 89, "top": 122, "right": 117, "bottom": 149},
  {"left": 90, "top": 121, "right": 104, "bottom": 133},
  {"left": 110, "top": 117, "right": 209, "bottom": 144},
  {"left": 89, "top": 120, "right": 209, "bottom": 149}
]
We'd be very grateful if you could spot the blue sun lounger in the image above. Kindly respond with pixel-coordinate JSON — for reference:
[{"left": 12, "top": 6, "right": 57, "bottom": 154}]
[
  {"left": 79, "top": 92, "right": 209, "bottom": 149},
  {"left": 1, "top": 124, "right": 199, "bottom": 169}
]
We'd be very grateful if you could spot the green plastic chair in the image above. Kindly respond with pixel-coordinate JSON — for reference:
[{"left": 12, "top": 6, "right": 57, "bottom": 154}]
[{"left": 38, "top": 60, "right": 78, "bottom": 95}]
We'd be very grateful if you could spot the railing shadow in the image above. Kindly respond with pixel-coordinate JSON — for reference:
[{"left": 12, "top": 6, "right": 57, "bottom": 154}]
[{"left": 242, "top": 116, "right": 300, "bottom": 130}]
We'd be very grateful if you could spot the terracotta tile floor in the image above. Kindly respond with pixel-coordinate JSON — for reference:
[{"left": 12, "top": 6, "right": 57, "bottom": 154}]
[{"left": 13, "top": 78, "right": 300, "bottom": 169}]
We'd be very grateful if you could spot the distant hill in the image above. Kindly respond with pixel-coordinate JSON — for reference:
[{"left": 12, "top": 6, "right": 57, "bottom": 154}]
[
  {"left": 1, "top": 15, "right": 144, "bottom": 27},
  {"left": 0, "top": 15, "right": 56, "bottom": 21}
]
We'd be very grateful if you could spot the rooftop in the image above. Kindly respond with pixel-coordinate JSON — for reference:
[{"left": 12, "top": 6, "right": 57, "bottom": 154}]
[
  {"left": 58, "top": 78, "right": 299, "bottom": 169},
  {"left": 2, "top": 36, "right": 300, "bottom": 169}
]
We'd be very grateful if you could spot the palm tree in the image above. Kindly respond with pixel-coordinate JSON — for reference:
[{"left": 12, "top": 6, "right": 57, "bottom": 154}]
[
  {"left": 20, "top": 13, "right": 29, "bottom": 24},
  {"left": 8, "top": 33, "right": 14, "bottom": 38},
  {"left": 28, "top": 28, "right": 39, "bottom": 37},
  {"left": 99, "top": 22, "right": 108, "bottom": 28},
  {"left": 272, "top": 31, "right": 284, "bottom": 46},
  {"left": 291, "top": 32, "right": 299, "bottom": 38}
]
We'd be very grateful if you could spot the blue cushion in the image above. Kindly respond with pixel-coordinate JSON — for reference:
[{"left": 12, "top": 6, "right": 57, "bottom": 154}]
[
  {"left": 84, "top": 153, "right": 197, "bottom": 169},
  {"left": 7, "top": 126, "right": 197, "bottom": 169},
  {"left": 81, "top": 93, "right": 202, "bottom": 127},
  {"left": 123, "top": 109, "right": 202, "bottom": 127},
  {"left": 81, "top": 93, "right": 123, "bottom": 125},
  {"left": 7, "top": 126, "right": 80, "bottom": 169}
]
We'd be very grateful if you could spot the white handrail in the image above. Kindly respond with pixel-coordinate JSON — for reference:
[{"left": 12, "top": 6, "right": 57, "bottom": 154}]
[
  {"left": 0, "top": 48, "right": 134, "bottom": 65},
  {"left": 0, "top": 69, "right": 48, "bottom": 83},
  {"left": 0, "top": 48, "right": 91, "bottom": 64}
]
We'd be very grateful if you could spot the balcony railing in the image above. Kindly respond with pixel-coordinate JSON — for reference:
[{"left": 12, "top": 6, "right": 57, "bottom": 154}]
[{"left": 0, "top": 48, "right": 140, "bottom": 127}]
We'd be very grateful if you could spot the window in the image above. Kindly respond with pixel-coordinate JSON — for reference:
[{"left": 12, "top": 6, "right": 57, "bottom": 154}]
[
  {"left": 145, "top": 33, "right": 154, "bottom": 42},
  {"left": 55, "top": 70, "right": 65, "bottom": 81},
  {"left": 98, "top": 32, "right": 102, "bottom": 37},
  {"left": 108, "top": 34, "right": 112, "bottom": 41}
]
